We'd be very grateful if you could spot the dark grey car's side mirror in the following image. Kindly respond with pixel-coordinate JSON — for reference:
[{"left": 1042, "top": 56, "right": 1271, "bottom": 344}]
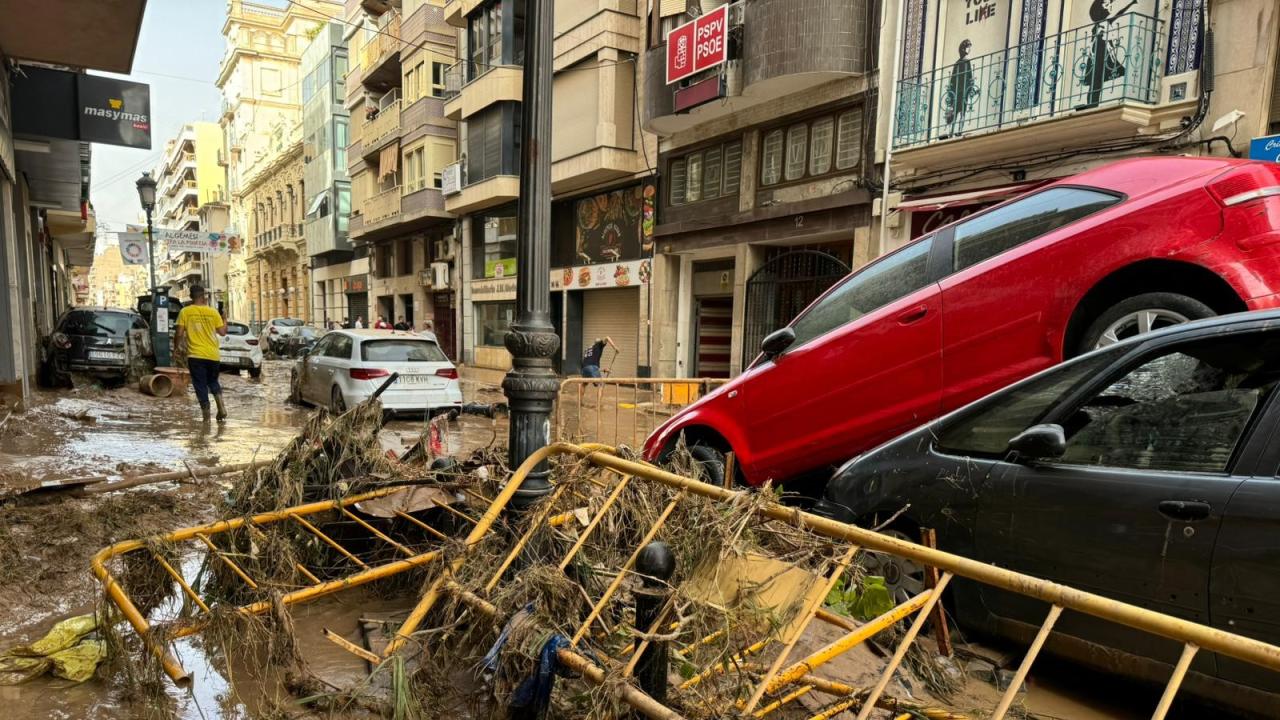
[
  {"left": 761, "top": 327, "right": 796, "bottom": 359},
  {"left": 1007, "top": 424, "right": 1067, "bottom": 461}
]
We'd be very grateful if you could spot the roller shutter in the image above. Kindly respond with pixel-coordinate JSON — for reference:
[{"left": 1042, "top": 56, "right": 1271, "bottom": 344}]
[{"left": 582, "top": 287, "right": 640, "bottom": 378}]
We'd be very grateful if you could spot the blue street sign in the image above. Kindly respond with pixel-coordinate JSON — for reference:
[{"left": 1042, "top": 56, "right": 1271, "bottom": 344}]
[{"left": 1249, "top": 134, "right": 1280, "bottom": 162}]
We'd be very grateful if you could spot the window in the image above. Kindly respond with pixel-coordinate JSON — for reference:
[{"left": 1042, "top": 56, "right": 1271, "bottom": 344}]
[
  {"left": 835, "top": 111, "right": 862, "bottom": 170},
  {"left": 404, "top": 145, "right": 427, "bottom": 192},
  {"left": 785, "top": 124, "right": 808, "bottom": 181},
  {"left": 763, "top": 108, "right": 864, "bottom": 186},
  {"left": 478, "top": 302, "right": 516, "bottom": 347},
  {"left": 669, "top": 140, "right": 742, "bottom": 205},
  {"left": 810, "top": 117, "right": 834, "bottom": 176},
  {"left": 789, "top": 238, "right": 933, "bottom": 349},
  {"left": 686, "top": 153, "right": 703, "bottom": 203},
  {"left": 432, "top": 62, "right": 448, "bottom": 98},
  {"left": 488, "top": 2, "right": 503, "bottom": 64},
  {"left": 466, "top": 103, "right": 520, "bottom": 184},
  {"left": 1054, "top": 343, "right": 1272, "bottom": 473},
  {"left": 361, "top": 339, "right": 447, "bottom": 362},
  {"left": 325, "top": 334, "right": 353, "bottom": 360},
  {"left": 397, "top": 238, "right": 414, "bottom": 276},
  {"left": 333, "top": 52, "right": 348, "bottom": 103},
  {"left": 337, "top": 186, "right": 350, "bottom": 233},
  {"left": 761, "top": 130, "right": 784, "bottom": 186},
  {"left": 472, "top": 208, "right": 517, "bottom": 279},
  {"left": 404, "top": 64, "right": 418, "bottom": 102},
  {"left": 261, "top": 68, "right": 282, "bottom": 96},
  {"left": 937, "top": 350, "right": 1122, "bottom": 456},
  {"left": 952, "top": 188, "right": 1121, "bottom": 272},
  {"left": 335, "top": 118, "right": 348, "bottom": 170}
]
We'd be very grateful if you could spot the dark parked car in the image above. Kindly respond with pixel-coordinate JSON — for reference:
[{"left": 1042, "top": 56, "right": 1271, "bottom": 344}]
[
  {"left": 816, "top": 310, "right": 1280, "bottom": 711},
  {"left": 42, "top": 307, "right": 149, "bottom": 386}
]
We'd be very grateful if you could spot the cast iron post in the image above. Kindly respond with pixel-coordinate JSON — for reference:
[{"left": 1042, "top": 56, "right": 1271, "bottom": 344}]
[
  {"left": 503, "top": 0, "right": 559, "bottom": 509},
  {"left": 634, "top": 541, "right": 676, "bottom": 705}
]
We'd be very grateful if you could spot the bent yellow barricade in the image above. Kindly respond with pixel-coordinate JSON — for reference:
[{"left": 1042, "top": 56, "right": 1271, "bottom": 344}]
[{"left": 94, "top": 443, "right": 1280, "bottom": 719}]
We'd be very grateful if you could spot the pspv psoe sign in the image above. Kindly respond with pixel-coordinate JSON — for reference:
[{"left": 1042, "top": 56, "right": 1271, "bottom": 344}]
[
  {"left": 1249, "top": 135, "right": 1280, "bottom": 163},
  {"left": 665, "top": 5, "right": 729, "bottom": 85}
]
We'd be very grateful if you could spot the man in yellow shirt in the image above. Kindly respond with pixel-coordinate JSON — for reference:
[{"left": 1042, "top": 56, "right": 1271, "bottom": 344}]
[{"left": 175, "top": 285, "right": 229, "bottom": 422}]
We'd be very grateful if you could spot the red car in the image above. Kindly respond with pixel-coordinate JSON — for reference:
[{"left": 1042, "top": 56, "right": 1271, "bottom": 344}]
[{"left": 644, "top": 157, "right": 1280, "bottom": 486}]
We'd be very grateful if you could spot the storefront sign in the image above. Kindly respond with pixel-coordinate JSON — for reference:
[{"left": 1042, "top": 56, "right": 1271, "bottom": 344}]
[
  {"left": 552, "top": 259, "right": 652, "bottom": 291},
  {"left": 485, "top": 258, "right": 516, "bottom": 278},
  {"left": 666, "top": 5, "right": 729, "bottom": 85},
  {"left": 344, "top": 275, "right": 369, "bottom": 293},
  {"left": 1250, "top": 135, "right": 1280, "bottom": 163},
  {"left": 78, "top": 75, "right": 152, "bottom": 150},
  {"left": 472, "top": 277, "right": 517, "bottom": 301}
]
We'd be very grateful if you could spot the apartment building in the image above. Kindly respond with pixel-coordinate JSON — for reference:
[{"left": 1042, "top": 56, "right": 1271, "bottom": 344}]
[
  {"left": 218, "top": 0, "right": 342, "bottom": 325},
  {"left": 640, "top": 1, "right": 880, "bottom": 379},
  {"left": 150, "top": 122, "right": 228, "bottom": 302},
  {"left": 302, "top": 23, "right": 367, "bottom": 326},
  {"left": 877, "top": 1, "right": 1273, "bottom": 243},
  {"left": 440, "top": 0, "right": 659, "bottom": 379},
  {"left": 342, "top": 0, "right": 459, "bottom": 344}
]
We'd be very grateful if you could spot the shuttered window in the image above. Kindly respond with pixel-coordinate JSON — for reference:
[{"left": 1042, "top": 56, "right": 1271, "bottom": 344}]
[
  {"left": 835, "top": 111, "right": 862, "bottom": 170},
  {"left": 761, "top": 130, "right": 784, "bottom": 186},
  {"left": 810, "top": 117, "right": 834, "bottom": 176},
  {"left": 722, "top": 141, "right": 743, "bottom": 195},
  {"left": 702, "top": 146, "right": 723, "bottom": 200},
  {"left": 669, "top": 159, "right": 687, "bottom": 205},
  {"left": 785, "top": 124, "right": 808, "bottom": 181},
  {"left": 668, "top": 139, "right": 743, "bottom": 205}
]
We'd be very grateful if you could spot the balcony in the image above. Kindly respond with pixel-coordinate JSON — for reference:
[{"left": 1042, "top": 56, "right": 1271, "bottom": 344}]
[
  {"left": 893, "top": 14, "right": 1182, "bottom": 172},
  {"left": 552, "top": 147, "right": 646, "bottom": 196},
  {"left": 442, "top": 60, "right": 465, "bottom": 102},
  {"left": 443, "top": 66, "right": 522, "bottom": 121},
  {"left": 166, "top": 258, "right": 202, "bottom": 284},
  {"left": 361, "top": 12, "right": 402, "bottom": 86},
  {"left": 365, "top": 187, "right": 402, "bottom": 226},
  {"left": 444, "top": 0, "right": 484, "bottom": 29},
  {"left": 444, "top": 174, "right": 519, "bottom": 215},
  {"left": 362, "top": 96, "right": 402, "bottom": 153}
]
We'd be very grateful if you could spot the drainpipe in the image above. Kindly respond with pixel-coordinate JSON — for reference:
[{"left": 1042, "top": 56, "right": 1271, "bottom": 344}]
[{"left": 878, "top": 0, "right": 907, "bottom": 255}]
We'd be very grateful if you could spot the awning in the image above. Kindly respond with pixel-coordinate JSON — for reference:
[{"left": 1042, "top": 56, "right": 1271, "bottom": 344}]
[
  {"left": 378, "top": 144, "right": 399, "bottom": 181},
  {"left": 898, "top": 180, "right": 1051, "bottom": 213}
]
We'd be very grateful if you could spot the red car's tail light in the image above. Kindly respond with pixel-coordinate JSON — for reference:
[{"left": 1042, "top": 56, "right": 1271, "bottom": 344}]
[
  {"left": 435, "top": 368, "right": 459, "bottom": 380},
  {"left": 1207, "top": 165, "right": 1280, "bottom": 206},
  {"left": 247, "top": 338, "right": 259, "bottom": 346},
  {"left": 350, "top": 368, "right": 390, "bottom": 380}
]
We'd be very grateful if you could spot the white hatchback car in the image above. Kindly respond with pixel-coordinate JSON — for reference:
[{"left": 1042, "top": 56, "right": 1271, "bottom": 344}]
[
  {"left": 289, "top": 329, "right": 463, "bottom": 415},
  {"left": 220, "top": 321, "right": 264, "bottom": 378}
]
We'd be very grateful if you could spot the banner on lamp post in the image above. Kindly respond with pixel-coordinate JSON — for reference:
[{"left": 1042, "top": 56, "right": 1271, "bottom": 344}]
[{"left": 119, "top": 236, "right": 149, "bottom": 266}]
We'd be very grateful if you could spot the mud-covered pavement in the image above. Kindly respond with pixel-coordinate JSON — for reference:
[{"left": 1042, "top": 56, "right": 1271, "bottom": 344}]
[{"left": 0, "top": 361, "right": 509, "bottom": 719}]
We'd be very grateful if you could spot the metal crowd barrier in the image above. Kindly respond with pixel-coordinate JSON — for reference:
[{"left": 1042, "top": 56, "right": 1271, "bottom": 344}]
[
  {"left": 554, "top": 377, "right": 730, "bottom": 448},
  {"left": 94, "top": 443, "right": 1280, "bottom": 719}
]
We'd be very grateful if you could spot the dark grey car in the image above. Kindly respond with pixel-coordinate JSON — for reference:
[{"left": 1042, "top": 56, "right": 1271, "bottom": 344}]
[{"left": 815, "top": 310, "right": 1280, "bottom": 712}]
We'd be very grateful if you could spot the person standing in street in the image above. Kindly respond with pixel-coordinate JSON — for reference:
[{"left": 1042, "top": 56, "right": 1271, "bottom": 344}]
[
  {"left": 581, "top": 336, "right": 618, "bottom": 378},
  {"left": 175, "top": 285, "right": 229, "bottom": 423},
  {"left": 354, "top": 316, "right": 365, "bottom": 329}
]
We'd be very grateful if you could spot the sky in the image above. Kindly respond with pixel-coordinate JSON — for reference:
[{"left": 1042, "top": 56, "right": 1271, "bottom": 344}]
[{"left": 89, "top": 0, "right": 293, "bottom": 234}]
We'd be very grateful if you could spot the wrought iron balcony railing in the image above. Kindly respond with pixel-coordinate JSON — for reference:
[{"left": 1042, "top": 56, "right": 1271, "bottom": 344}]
[{"left": 894, "top": 13, "right": 1165, "bottom": 149}]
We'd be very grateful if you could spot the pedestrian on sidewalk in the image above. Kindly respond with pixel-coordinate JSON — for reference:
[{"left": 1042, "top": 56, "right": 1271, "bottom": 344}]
[
  {"left": 354, "top": 316, "right": 365, "bottom": 329},
  {"left": 175, "top": 285, "right": 229, "bottom": 423},
  {"left": 394, "top": 316, "right": 410, "bottom": 331},
  {"left": 581, "top": 336, "right": 618, "bottom": 378}
]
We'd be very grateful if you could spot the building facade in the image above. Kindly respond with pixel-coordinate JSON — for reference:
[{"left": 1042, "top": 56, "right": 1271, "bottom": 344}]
[
  {"left": 302, "top": 22, "right": 366, "bottom": 327},
  {"left": 876, "top": 1, "right": 1277, "bottom": 246},
  {"left": 345, "top": 0, "right": 459, "bottom": 342},
  {"left": 641, "top": 0, "right": 879, "bottom": 379},
  {"left": 442, "top": 0, "right": 659, "bottom": 379},
  {"left": 218, "top": 0, "right": 341, "bottom": 326},
  {"left": 0, "top": 4, "right": 147, "bottom": 401},
  {"left": 151, "top": 122, "right": 228, "bottom": 303}
]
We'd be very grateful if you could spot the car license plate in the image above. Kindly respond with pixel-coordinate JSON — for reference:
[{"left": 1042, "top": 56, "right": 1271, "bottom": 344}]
[
  {"left": 88, "top": 350, "right": 124, "bottom": 361},
  {"left": 397, "top": 374, "right": 437, "bottom": 386}
]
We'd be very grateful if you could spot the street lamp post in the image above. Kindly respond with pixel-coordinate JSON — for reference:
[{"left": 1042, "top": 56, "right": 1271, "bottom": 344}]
[
  {"left": 136, "top": 172, "right": 171, "bottom": 367},
  {"left": 503, "top": 0, "right": 559, "bottom": 509}
]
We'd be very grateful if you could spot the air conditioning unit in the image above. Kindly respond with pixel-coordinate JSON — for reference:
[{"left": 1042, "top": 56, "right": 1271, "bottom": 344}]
[
  {"left": 433, "top": 239, "right": 453, "bottom": 261},
  {"left": 431, "top": 262, "right": 449, "bottom": 288}
]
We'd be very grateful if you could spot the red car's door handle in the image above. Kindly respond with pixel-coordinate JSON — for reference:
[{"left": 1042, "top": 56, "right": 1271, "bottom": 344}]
[{"left": 896, "top": 305, "right": 930, "bottom": 325}]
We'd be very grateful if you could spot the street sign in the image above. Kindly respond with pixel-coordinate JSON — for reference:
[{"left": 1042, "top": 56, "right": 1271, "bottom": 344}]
[
  {"left": 665, "top": 5, "right": 729, "bottom": 85},
  {"left": 1249, "top": 134, "right": 1280, "bottom": 162}
]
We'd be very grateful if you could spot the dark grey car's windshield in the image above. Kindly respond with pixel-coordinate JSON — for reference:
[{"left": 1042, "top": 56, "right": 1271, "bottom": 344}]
[{"left": 936, "top": 349, "right": 1121, "bottom": 456}]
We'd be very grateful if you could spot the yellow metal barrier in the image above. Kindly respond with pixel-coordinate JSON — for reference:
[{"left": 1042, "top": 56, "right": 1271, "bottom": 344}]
[
  {"left": 94, "top": 443, "right": 1280, "bottom": 719},
  {"left": 555, "top": 377, "right": 730, "bottom": 448}
]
